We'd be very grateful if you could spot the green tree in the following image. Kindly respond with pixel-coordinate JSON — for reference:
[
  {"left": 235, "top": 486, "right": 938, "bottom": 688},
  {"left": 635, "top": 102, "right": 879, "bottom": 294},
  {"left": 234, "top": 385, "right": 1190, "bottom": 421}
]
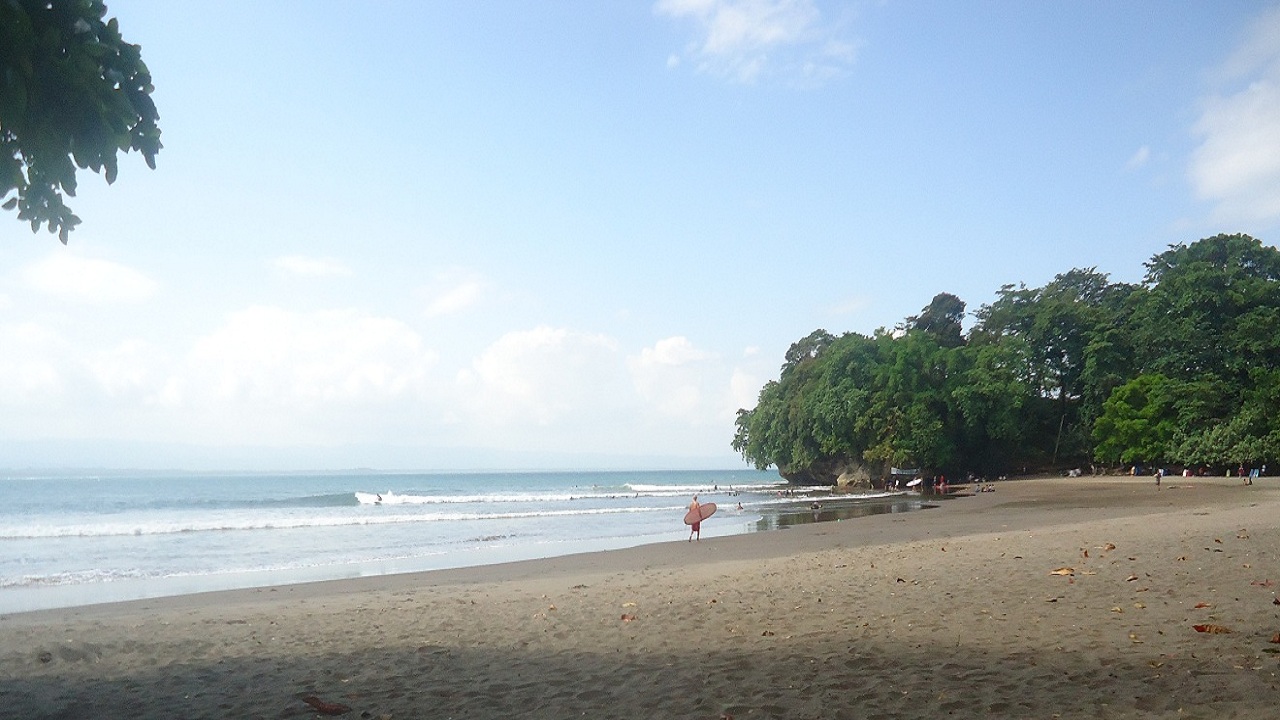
[
  {"left": 734, "top": 233, "right": 1280, "bottom": 484},
  {"left": 907, "top": 292, "right": 966, "bottom": 348},
  {"left": 949, "top": 335, "right": 1037, "bottom": 471},
  {"left": 1092, "top": 373, "right": 1180, "bottom": 466},
  {"left": 1130, "top": 234, "right": 1280, "bottom": 383},
  {"left": 1, "top": 0, "right": 161, "bottom": 242},
  {"left": 973, "top": 268, "right": 1133, "bottom": 463}
]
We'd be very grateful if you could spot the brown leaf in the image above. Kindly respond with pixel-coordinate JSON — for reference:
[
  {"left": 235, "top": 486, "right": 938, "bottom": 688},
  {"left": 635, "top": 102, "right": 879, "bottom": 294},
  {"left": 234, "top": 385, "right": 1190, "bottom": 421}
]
[
  {"left": 1214, "top": 538, "right": 1223, "bottom": 543},
  {"left": 1103, "top": 542, "right": 1117, "bottom": 551},
  {"left": 302, "top": 696, "right": 352, "bottom": 716},
  {"left": 1126, "top": 573, "right": 1139, "bottom": 582},
  {"left": 620, "top": 613, "right": 636, "bottom": 622},
  {"left": 1194, "top": 602, "right": 1212, "bottom": 609},
  {"left": 1270, "top": 633, "right": 1280, "bottom": 644},
  {"left": 1273, "top": 597, "right": 1280, "bottom": 606},
  {"left": 1193, "top": 624, "right": 1232, "bottom": 634},
  {"left": 761, "top": 630, "right": 775, "bottom": 636},
  {"left": 1082, "top": 549, "right": 1090, "bottom": 558},
  {"left": 1050, "top": 567, "right": 1075, "bottom": 576}
]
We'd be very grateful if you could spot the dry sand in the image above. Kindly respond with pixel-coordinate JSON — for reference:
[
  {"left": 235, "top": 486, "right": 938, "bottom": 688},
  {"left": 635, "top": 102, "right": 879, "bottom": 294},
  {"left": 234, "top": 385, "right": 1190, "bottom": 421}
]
[{"left": 3, "top": 476, "right": 1279, "bottom": 719}]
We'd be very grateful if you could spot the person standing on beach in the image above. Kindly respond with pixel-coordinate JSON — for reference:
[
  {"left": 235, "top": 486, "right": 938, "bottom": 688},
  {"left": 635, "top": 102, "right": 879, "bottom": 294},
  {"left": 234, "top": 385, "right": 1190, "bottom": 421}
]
[{"left": 688, "top": 495, "right": 701, "bottom": 542}]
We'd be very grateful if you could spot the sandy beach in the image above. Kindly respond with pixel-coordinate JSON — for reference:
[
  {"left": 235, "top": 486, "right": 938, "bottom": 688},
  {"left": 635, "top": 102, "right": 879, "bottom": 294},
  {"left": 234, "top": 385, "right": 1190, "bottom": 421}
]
[{"left": 3, "top": 476, "right": 1279, "bottom": 719}]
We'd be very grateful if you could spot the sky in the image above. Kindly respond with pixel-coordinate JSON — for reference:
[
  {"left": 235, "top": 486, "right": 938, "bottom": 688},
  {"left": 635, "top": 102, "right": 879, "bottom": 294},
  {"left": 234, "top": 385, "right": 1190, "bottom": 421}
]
[{"left": 3, "top": 0, "right": 1280, "bottom": 471}]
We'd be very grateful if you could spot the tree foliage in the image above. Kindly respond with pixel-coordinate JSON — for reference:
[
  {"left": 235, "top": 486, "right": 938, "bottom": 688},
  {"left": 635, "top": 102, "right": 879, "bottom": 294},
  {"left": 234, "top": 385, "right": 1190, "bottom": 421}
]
[
  {"left": 1, "top": 0, "right": 161, "bottom": 242},
  {"left": 734, "top": 234, "right": 1280, "bottom": 482}
]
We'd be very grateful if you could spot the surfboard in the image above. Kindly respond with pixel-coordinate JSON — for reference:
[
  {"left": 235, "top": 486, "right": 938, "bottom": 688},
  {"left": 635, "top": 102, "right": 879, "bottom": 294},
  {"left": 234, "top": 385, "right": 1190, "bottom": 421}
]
[
  {"left": 906, "top": 478, "right": 923, "bottom": 488},
  {"left": 683, "top": 502, "right": 717, "bottom": 525}
]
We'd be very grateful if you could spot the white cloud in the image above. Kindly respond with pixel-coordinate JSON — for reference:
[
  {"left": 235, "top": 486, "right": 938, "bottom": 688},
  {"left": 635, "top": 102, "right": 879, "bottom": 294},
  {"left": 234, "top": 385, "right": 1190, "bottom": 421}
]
[
  {"left": 0, "top": 322, "right": 69, "bottom": 406},
  {"left": 655, "top": 0, "right": 852, "bottom": 83},
  {"left": 181, "top": 306, "right": 437, "bottom": 410},
  {"left": 458, "top": 326, "right": 626, "bottom": 428},
  {"left": 86, "top": 339, "right": 170, "bottom": 400},
  {"left": 629, "top": 335, "right": 711, "bottom": 415},
  {"left": 729, "top": 367, "right": 763, "bottom": 412},
  {"left": 453, "top": 329, "right": 753, "bottom": 458},
  {"left": 1217, "top": 5, "right": 1280, "bottom": 81},
  {"left": 273, "top": 255, "right": 352, "bottom": 277},
  {"left": 22, "top": 253, "right": 157, "bottom": 303},
  {"left": 0, "top": 304, "right": 447, "bottom": 447},
  {"left": 1124, "top": 145, "right": 1151, "bottom": 172},
  {"left": 421, "top": 272, "right": 488, "bottom": 318},
  {"left": 1188, "top": 6, "right": 1280, "bottom": 224},
  {"left": 628, "top": 336, "right": 717, "bottom": 418}
]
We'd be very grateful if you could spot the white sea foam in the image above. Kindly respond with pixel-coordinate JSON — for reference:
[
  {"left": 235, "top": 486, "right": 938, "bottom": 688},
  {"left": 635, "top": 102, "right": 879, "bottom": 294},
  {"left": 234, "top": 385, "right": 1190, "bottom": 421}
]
[{"left": 0, "top": 469, "right": 935, "bottom": 613}]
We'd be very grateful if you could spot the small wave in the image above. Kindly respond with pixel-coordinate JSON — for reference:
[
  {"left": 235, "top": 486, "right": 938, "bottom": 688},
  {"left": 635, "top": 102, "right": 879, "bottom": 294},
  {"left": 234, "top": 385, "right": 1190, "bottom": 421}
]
[
  {"left": 625, "top": 482, "right": 787, "bottom": 495},
  {"left": 0, "top": 567, "right": 149, "bottom": 589},
  {"left": 0, "top": 504, "right": 687, "bottom": 540},
  {"left": 354, "top": 490, "right": 654, "bottom": 505}
]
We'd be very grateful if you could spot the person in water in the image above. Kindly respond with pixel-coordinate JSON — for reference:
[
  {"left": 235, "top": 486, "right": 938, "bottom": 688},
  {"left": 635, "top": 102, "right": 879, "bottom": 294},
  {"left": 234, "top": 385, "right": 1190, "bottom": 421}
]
[{"left": 688, "top": 495, "right": 701, "bottom": 542}]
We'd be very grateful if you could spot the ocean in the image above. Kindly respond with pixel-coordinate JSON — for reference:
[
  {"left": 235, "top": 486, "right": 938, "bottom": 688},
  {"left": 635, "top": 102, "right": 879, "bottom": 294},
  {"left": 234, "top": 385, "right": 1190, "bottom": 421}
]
[{"left": 0, "top": 469, "right": 933, "bottom": 614}]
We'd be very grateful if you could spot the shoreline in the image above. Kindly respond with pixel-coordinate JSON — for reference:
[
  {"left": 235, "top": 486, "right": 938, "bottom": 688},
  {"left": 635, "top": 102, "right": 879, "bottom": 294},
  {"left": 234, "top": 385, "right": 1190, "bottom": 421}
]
[
  {"left": 5, "top": 475, "right": 1279, "bottom": 718},
  {"left": 0, "top": 484, "right": 929, "bottom": 616}
]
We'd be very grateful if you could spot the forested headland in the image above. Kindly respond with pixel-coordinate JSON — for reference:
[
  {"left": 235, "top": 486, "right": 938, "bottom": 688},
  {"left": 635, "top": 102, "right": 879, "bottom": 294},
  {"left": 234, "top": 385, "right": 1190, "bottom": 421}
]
[{"left": 733, "top": 233, "right": 1280, "bottom": 486}]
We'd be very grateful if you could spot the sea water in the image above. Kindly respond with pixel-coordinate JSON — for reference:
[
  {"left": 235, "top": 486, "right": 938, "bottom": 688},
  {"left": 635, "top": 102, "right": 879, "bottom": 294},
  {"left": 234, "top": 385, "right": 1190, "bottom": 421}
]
[{"left": 0, "top": 469, "right": 930, "bottom": 613}]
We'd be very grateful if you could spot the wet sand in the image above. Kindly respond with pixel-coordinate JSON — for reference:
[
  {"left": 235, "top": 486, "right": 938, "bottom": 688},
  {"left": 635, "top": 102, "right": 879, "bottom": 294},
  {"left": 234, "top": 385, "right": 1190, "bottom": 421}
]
[{"left": 3, "top": 475, "right": 1279, "bottom": 719}]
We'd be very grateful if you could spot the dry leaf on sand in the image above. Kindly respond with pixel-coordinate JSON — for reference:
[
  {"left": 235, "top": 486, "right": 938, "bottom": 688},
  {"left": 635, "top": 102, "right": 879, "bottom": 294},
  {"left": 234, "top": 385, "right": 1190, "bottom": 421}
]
[
  {"left": 1193, "top": 624, "right": 1232, "bottom": 634},
  {"left": 1270, "top": 633, "right": 1280, "bottom": 644},
  {"left": 620, "top": 613, "right": 636, "bottom": 622},
  {"left": 1194, "top": 602, "right": 1212, "bottom": 609},
  {"left": 302, "top": 696, "right": 352, "bottom": 716},
  {"left": 1050, "top": 567, "right": 1075, "bottom": 576}
]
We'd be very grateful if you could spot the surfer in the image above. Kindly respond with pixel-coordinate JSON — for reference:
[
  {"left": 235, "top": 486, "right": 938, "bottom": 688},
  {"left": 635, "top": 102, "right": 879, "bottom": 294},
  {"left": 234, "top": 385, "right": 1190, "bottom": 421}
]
[{"left": 688, "top": 495, "right": 701, "bottom": 542}]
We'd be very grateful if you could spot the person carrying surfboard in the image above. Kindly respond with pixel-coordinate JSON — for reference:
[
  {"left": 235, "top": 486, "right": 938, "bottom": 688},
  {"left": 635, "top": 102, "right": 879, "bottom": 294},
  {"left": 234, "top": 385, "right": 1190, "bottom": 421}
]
[
  {"left": 684, "top": 494, "right": 716, "bottom": 541},
  {"left": 688, "top": 495, "right": 701, "bottom": 541}
]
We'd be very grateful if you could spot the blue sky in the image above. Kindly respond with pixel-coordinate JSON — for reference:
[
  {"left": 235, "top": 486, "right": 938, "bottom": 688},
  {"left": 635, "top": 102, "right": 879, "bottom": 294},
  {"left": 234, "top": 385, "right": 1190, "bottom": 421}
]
[{"left": 3, "top": 1, "right": 1279, "bottom": 471}]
